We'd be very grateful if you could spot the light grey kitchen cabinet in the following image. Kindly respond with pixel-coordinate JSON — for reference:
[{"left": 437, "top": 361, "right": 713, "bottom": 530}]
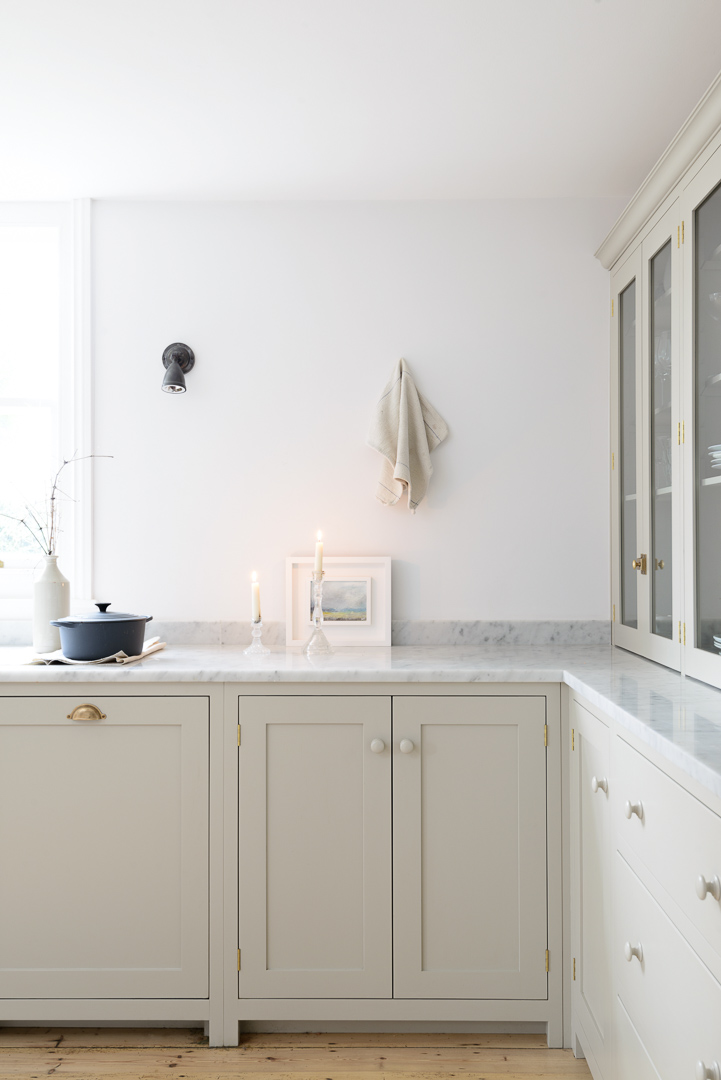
[
  {"left": 237, "top": 693, "right": 550, "bottom": 1004},
  {"left": 392, "top": 696, "right": 548, "bottom": 999},
  {"left": 238, "top": 695, "right": 393, "bottom": 998},
  {"left": 0, "top": 695, "right": 209, "bottom": 1000},
  {"left": 569, "top": 697, "right": 612, "bottom": 1079}
]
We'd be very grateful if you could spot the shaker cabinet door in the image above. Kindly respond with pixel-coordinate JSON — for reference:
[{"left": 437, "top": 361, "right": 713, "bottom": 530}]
[
  {"left": 392, "top": 695, "right": 548, "bottom": 999},
  {"left": 238, "top": 695, "right": 392, "bottom": 999},
  {"left": 0, "top": 695, "right": 209, "bottom": 999}
]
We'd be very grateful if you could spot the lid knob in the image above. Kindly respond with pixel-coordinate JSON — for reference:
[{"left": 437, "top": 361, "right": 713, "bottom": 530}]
[{"left": 95, "top": 603, "right": 111, "bottom": 613}]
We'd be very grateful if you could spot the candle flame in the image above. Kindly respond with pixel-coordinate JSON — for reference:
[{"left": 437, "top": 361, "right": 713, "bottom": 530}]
[
  {"left": 251, "top": 571, "right": 257, "bottom": 581},
  {"left": 317, "top": 530, "right": 322, "bottom": 541}
]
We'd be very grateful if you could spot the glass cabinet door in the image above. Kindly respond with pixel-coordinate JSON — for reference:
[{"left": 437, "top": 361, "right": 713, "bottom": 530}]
[
  {"left": 649, "top": 240, "right": 674, "bottom": 641},
  {"left": 619, "top": 277, "right": 639, "bottom": 630},
  {"left": 693, "top": 181, "right": 721, "bottom": 657},
  {"left": 612, "top": 208, "right": 681, "bottom": 669},
  {"left": 612, "top": 247, "right": 645, "bottom": 652}
]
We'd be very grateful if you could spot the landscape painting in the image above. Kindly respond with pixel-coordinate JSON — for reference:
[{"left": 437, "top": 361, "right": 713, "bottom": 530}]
[{"left": 309, "top": 577, "right": 370, "bottom": 624}]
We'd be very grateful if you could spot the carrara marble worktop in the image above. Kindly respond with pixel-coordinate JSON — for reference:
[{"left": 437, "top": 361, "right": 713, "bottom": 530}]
[{"left": 1, "top": 642, "right": 721, "bottom": 800}]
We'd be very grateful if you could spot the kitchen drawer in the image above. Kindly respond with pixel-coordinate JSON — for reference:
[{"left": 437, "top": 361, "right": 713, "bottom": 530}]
[
  {"left": 615, "top": 852, "right": 721, "bottom": 1080},
  {"left": 615, "top": 997, "right": 662, "bottom": 1080},
  {"left": 614, "top": 736, "right": 721, "bottom": 971}
]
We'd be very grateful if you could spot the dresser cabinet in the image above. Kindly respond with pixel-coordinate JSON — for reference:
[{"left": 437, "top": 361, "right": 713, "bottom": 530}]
[
  {"left": 569, "top": 688, "right": 721, "bottom": 1080},
  {"left": 236, "top": 692, "right": 554, "bottom": 1010},
  {"left": 0, "top": 694, "right": 210, "bottom": 1000},
  {"left": 605, "top": 81, "right": 721, "bottom": 689}
]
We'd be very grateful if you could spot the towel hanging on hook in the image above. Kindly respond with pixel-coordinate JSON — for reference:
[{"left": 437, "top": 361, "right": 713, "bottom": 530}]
[{"left": 367, "top": 358, "right": 448, "bottom": 513}]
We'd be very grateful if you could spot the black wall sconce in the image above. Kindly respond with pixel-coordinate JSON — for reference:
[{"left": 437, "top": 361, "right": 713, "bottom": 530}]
[{"left": 161, "top": 343, "right": 195, "bottom": 394}]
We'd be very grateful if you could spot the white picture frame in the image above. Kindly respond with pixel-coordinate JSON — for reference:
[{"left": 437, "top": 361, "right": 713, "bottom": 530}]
[{"left": 286, "top": 556, "right": 391, "bottom": 647}]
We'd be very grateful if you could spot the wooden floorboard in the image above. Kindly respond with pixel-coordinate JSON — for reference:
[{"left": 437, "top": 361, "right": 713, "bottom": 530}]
[{"left": 0, "top": 1031, "right": 592, "bottom": 1079}]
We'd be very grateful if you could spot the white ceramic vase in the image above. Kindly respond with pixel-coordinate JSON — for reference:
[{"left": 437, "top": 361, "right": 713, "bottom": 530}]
[{"left": 33, "top": 555, "right": 70, "bottom": 653}]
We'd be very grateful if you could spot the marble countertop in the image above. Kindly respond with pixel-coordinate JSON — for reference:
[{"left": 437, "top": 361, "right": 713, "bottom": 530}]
[{"left": 1, "top": 642, "right": 721, "bottom": 801}]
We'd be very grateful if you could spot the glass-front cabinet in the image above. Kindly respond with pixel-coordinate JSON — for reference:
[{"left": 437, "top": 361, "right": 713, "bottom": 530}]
[
  {"left": 683, "top": 150, "right": 721, "bottom": 687},
  {"left": 611, "top": 205, "right": 682, "bottom": 669}
]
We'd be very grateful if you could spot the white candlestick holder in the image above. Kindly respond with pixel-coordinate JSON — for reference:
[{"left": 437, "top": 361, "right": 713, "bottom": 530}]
[
  {"left": 304, "top": 571, "right": 334, "bottom": 655},
  {"left": 245, "top": 619, "right": 270, "bottom": 656}
]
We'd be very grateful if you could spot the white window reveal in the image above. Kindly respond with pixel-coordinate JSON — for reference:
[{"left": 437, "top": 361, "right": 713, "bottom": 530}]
[{"left": 0, "top": 202, "right": 91, "bottom": 635}]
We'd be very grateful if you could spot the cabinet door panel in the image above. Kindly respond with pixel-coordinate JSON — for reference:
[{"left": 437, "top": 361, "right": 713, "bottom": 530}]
[
  {"left": 393, "top": 696, "right": 547, "bottom": 999},
  {"left": 0, "top": 696, "right": 209, "bottom": 999},
  {"left": 238, "top": 696, "right": 392, "bottom": 999},
  {"left": 570, "top": 699, "right": 611, "bottom": 1076}
]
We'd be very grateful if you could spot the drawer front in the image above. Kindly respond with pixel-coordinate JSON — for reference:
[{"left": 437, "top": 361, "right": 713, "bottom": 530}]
[
  {"left": 615, "top": 853, "right": 721, "bottom": 1080},
  {"left": 614, "top": 736, "right": 721, "bottom": 969},
  {"left": 615, "top": 997, "right": 663, "bottom": 1080}
]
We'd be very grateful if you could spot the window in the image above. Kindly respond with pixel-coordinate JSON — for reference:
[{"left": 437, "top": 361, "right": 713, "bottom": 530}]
[{"left": 0, "top": 202, "right": 88, "bottom": 626}]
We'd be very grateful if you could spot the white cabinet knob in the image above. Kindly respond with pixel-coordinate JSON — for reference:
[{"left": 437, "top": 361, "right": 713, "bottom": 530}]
[
  {"left": 370, "top": 738, "right": 385, "bottom": 754},
  {"left": 624, "top": 941, "right": 643, "bottom": 963},
  {"left": 624, "top": 799, "right": 644, "bottom": 820},
  {"left": 591, "top": 776, "right": 608, "bottom": 794},
  {"left": 696, "top": 1061, "right": 721, "bottom": 1080},
  {"left": 695, "top": 875, "right": 721, "bottom": 902},
  {"left": 399, "top": 738, "right": 415, "bottom": 754}
]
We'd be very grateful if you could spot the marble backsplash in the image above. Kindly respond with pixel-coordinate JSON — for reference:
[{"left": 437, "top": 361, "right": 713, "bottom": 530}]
[{"left": 0, "top": 618, "right": 611, "bottom": 648}]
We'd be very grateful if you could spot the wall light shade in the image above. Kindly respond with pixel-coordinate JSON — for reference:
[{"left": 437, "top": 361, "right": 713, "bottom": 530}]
[{"left": 162, "top": 343, "right": 195, "bottom": 394}]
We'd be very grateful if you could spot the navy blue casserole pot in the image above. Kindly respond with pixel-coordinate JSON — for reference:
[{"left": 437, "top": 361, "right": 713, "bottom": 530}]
[{"left": 51, "top": 603, "right": 153, "bottom": 660}]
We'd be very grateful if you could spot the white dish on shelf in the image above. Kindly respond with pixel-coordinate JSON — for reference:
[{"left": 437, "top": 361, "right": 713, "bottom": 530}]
[{"left": 708, "top": 444, "right": 721, "bottom": 451}]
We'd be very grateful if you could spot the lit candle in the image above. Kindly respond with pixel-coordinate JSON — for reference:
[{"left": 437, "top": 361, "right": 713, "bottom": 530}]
[
  {"left": 314, "top": 530, "right": 324, "bottom": 574},
  {"left": 251, "top": 572, "right": 261, "bottom": 623}
]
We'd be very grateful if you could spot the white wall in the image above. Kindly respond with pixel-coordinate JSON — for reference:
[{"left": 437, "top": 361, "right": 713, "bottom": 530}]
[{"left": 92, "top": 198, "right": 624, "bottom": 622}]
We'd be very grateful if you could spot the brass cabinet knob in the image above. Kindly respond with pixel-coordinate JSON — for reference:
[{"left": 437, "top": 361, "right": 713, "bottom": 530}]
[
  {"left": 67, "top": 703, "right": 107, "bottom": 721},
  {"left": 655, "top": 558, "right": 665, "bottom": 570},
  {"left": 632, "top": 554, "right": 648, "bottom": 574}
]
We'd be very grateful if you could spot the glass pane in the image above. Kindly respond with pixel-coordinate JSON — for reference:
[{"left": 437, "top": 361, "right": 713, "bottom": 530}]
[
  {"left": 620, "top": 279, "right": 637, "bottom": 629},
  {"left": 650, "top": 240, "right": 673, "bottom": 639},
  {"left": 695, "top": 183, "right": 721, "bottom": 654},
  {"left": 0, "top": 225, "right": 60, "bottom": 563}
]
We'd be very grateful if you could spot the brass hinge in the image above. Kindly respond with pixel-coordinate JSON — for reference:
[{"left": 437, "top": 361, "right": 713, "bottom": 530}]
[
  {"left": 573, "top": 957, "right": 576, "bottom": 980},
  {"left": 677, "top": 225, "right": 680, "bottom": 248},
  {"left": 237, "top": 948, "right": 241, "bottom": 971},
  {"left": 678, "top": 620, "right": 682, "bottom": 643},
  {"left": 544, "top": 724, "right": 548, "bottom": 747},
  {"left": 684, "top": 623, "right": 687, "bottom": 645},
  {"left": 682, "top": 220, "right": 685, "bottom": 243},
  {"left": 678, "top": 422, "right": 681, "bottom": 445},
  {"left": 545, "top": 949, "right": 550, "bottom": 973},
  {"left": 611, "top": 298, "right": 614, "bottom": 317},
  {"left": 612, "top": 603, "right": 616, "bottom": 623},
  {"left": 237, "top": 724, "right": 241, "bottom": 747},
  {"left": 611, "top": 451, "right": 615, "bottom": 471},
  {"left": 571, "top": 728, "right": 575, "bottom": 751}
]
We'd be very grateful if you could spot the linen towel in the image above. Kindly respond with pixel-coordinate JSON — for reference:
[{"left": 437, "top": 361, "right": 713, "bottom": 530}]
[
  {"left": 367, "top": 358, "right": 448, "bottom": 512},
  {"left": 27, "top": 637, "right": 167, "bottom": 666}
]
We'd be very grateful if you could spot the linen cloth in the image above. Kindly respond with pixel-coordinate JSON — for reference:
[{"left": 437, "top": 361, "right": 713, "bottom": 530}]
[
  {"left": 27, "top": 637, "right": 166, "bottom": 665},
  {"left": 367, "top": 358, "right": 448, "bottom": 512}
]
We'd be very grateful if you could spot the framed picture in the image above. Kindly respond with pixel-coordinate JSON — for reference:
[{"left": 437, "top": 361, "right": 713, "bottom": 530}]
[{"left": 286, "top": 556, "right": 391, "bottom": 647}]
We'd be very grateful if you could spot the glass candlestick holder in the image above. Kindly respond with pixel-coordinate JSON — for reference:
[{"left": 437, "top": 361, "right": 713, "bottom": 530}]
[
  {"left": 304, "top": 570, "right": 334, "bottom": 655},
  {"left": 244, "top": 619, "right": 270, "bottom": 656}
]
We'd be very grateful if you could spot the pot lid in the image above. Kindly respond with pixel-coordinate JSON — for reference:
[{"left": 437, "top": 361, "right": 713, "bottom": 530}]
[{"left": 54, "top": 603, "right": 151, "bottom": 623}]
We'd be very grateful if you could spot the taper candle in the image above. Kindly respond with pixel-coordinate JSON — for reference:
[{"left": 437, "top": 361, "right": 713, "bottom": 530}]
[
  {"left": 314, "top": 530, "right": 324, "bottom": 574},
  {"left": 251, "top": 572, "right": 261, "bottom": 622}
]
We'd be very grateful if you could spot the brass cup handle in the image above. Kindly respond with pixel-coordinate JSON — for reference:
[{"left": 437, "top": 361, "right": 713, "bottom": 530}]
[{"left": 67, "top": 703, "right": 106, "bottom": 721}]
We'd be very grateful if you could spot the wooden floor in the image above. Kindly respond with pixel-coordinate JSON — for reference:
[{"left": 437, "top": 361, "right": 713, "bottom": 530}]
[{"left": 0, "top": 1028, "right": 592, "bottom": 1079}]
